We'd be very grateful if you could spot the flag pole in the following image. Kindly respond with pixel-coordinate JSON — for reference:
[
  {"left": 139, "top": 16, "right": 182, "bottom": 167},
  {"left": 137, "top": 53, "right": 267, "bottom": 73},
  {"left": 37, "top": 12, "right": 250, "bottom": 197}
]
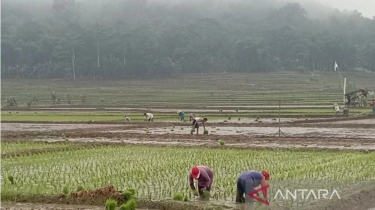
[
  {"left": 335, "top": 61, "right": 343, "bottom": 87},
  {"left": 343, "top": 77, "right": 347, "bottom": 105}
]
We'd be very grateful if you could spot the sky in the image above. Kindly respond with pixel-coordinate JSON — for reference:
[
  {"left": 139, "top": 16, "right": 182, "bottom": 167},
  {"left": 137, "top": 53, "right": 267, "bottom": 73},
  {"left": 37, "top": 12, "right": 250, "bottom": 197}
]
[{"left": 315, "top": 0, "right": 375, "bottom": 18}]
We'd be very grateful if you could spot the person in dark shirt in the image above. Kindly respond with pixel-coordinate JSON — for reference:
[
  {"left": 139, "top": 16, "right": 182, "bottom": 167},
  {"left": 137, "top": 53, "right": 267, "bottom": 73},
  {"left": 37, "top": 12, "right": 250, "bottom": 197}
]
[
  {"left": 189, "top": 166, "right": 214, "bottom": 199},
  {"left": 236, "top": 170, "right": 270, "bottom": 203}
]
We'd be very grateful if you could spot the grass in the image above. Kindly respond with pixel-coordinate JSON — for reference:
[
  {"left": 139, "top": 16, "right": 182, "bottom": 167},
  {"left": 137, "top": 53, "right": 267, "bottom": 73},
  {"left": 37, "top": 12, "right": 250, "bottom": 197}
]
[{"left": 1, "top": 142, "right": 374, "bottom": 209}]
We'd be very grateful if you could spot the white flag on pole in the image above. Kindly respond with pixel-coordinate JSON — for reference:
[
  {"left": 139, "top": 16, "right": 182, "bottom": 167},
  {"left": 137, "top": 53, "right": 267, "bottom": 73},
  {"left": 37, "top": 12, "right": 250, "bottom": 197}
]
[{"left": 334, "top": 61, "right": 338, "bottom": 71}]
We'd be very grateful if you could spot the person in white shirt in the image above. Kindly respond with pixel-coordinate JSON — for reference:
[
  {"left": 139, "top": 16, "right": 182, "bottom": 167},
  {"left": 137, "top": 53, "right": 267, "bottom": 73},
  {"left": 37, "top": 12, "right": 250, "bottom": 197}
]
[
  {"left": 191, "top": 117, "right": 207, "bottom": 134},
  {"left": 144, "top": 112, "right": 154, "bottom": 122},
  {"left": 334, "top": 103, "right": 340, "bottom": 115},
  {"left": 125, "top": 115, "right": 131, "bottom": 122}
]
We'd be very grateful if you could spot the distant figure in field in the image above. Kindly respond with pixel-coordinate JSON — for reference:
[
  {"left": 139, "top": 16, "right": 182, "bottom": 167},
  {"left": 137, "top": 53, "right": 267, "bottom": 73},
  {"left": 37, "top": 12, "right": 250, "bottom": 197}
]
[
  {"left": 177, "top": 110, "right": 185, "bottom": 121},
  {"left": 144, "top": 112, "right": 154, "bottom": 122},
  {"left": 371, "top": 99, "right": 375, "bottom": 115},
  {"left": 189, "top": 113, "right": 196, "bottom": 122},
  {"left": 191, "top": 117, "right": 207, "bottom": 134},
  {"left": 125, "top": 115, "right": 131, "bottom": 122},
  {"left": 334, "top": 103, "right": 340, "bottom": 115}
]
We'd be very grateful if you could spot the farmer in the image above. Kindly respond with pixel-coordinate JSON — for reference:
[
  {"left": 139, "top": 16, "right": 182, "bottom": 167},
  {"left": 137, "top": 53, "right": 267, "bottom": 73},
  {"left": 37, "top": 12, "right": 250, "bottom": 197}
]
[
  {"left": 236, "top": 170, "right": 270, "bottom": 204},
  {"left": 189, "top": 113, "right": 196, "bottom": 122},
  {"left": 144, "top": 112, "right": 154, "bottom": 122},
  {"left": 371, "top": 99, "right": 375, "bottom": 115},
  {"left": 125, "top": 115, "right": 131, "bottom": 122},
  {"left": 334, "top": 103, "right": 340, "bottom": 115},
  {"left": 189, "top": 166, "right": 214, "bottom": 199},
  {"left": 191, "top": 117, "right": 207, "bottom": 134},
  {"left": 177, "top": 110, "right": 185, "bottom": 121}
]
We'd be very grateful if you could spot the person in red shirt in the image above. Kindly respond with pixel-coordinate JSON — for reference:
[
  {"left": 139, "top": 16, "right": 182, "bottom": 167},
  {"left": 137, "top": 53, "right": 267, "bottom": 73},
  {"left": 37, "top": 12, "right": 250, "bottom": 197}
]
[{"left": 189, "top": 166, "right": 214, "bottom": 199}]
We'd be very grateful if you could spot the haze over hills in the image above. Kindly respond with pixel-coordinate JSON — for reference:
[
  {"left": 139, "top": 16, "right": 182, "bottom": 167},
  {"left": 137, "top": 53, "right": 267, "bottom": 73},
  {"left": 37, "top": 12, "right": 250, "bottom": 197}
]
[{"left": 1, "top": 0, "right": 375, "bottom": 79}]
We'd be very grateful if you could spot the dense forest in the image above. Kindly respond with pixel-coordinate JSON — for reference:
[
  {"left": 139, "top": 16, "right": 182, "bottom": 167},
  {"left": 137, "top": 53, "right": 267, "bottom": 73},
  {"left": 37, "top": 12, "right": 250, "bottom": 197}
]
[{"left": 1, "top": 0, "right": 375, "bottom": 79}]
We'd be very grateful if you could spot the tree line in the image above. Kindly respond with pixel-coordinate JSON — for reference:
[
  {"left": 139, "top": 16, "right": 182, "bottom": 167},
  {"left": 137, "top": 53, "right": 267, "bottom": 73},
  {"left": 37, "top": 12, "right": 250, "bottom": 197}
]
[{"left": 2, "top": 0, "right": 375, "bottom": 80}]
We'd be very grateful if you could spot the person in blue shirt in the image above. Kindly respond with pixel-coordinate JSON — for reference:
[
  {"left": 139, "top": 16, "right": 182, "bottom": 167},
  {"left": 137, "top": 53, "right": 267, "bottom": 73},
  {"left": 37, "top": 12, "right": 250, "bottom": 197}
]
[
  {"left": 236, "top": 170, "right": 270, "bottom": 203},
  {"left": 177, "top": 110, "right": 185, "bottom": 121}
]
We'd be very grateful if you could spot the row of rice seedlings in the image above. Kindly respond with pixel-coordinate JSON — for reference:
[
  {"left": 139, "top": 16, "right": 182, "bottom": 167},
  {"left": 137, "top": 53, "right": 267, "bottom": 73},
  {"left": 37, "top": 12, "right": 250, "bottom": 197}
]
[
  {"left": 1, "top": 141, "right": 70, "bottom": 154},
  {"left": 1, "top": 145, "right": 374, "bottom": 208}
]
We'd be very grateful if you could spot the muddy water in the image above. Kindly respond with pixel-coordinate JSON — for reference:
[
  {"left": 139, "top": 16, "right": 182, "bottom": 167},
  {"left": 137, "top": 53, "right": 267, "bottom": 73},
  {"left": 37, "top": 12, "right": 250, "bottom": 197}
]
[
  {"left": 107, "top": 126, "right": 375, "bottom": 138},
  {"left": 1, "top": 123, "right": 125, "bottom": 132},
  {"left": 328, "top": 119, "right": 375, "bottom": 125}
]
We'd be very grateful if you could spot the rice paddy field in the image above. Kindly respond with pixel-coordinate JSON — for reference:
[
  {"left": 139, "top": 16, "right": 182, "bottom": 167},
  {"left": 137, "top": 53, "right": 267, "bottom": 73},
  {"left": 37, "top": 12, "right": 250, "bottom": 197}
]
[{"left": 1, "top": 71, "right": 375, "bottom": 210}]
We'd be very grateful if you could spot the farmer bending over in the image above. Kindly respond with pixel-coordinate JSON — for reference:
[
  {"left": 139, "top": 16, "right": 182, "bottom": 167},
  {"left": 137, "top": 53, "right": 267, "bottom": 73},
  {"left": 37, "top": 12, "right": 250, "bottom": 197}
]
[
  {"left": 177, "top": 110, "right": 185, "bottom": 121},
  {"left": 236, "top": 170, "right": 270, "bottom": 204},
  {"left": 189, "top": 166, "right": 214, "bottom": 199},
  {"left": 125, "top": 115, "right": 131, "bottom": 122},
  {"left": 144, "top": 112, "right": 154, "bottom": 122},
  {"left": 191, "top": 117, "right": 207, "bottom": 134}
]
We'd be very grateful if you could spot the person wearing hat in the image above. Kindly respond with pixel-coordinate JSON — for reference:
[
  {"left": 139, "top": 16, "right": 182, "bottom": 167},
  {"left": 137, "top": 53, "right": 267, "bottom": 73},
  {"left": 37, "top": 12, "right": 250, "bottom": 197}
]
[
  {"left": 177, "top": 110, "right": 185, "bottom": 121},
  {"left": 235, "top": 170, "right": 270, "bottom": 204},
  {"left": 189, "top": 166, "right": 214, "bottom": 199}
]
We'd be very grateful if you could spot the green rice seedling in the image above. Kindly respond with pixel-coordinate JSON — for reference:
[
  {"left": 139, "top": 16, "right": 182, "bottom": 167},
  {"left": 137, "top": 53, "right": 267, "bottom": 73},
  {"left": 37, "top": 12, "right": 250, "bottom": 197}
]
[
  {"left": 180, "top": 127, "right": 184, "bottom": 130},
  {"left": 124, "top": 189, "right": 136, "bottom": 200},
  {"left": 219, "top": 140, "right": 225, "bottom": 146},
  {"left": 119, "top": 198, "right": 136, "bottom": 210},
  {"left": 105, "top": 199, "right": 117, "bottom": 210},
  {"left": 7, "top": 175, "right": 14, "bottom": 185},
  {"left": 192, "top": 190, "right": 199, "bottom": 196},
  {"left": 228, "top": 117, "right": 231, "bottom": 120},
  {"left": 202, "top": 190, "right": 211, "bottom": 200},
  {"left": 203, "top": 130, "right": 209, "bottom": 135},
  {"left": 173, "top": 193, "right": 184, "bottom": 201},
  {"left": 76, "top": 186, "right": 84, "bottom": 191},
  {"left": 63, "top": 185, "right": 69, "bottom": 194},
  {"left": 183, "top": 195, "right": 189, "bottom": 202}
]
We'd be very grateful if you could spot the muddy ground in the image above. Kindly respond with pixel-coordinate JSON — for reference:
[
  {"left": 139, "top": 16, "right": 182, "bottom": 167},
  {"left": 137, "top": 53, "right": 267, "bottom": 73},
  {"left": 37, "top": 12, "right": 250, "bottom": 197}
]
[{"left": 1, "top": 117, "right": 375, "bottom": 210}]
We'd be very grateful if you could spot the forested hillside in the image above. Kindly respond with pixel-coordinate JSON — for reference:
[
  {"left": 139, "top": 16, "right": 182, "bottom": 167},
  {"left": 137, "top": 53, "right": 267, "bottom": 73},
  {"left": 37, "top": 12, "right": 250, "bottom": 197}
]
[{"left": 2, "top": 0, "right": 375, "bottom": 79}]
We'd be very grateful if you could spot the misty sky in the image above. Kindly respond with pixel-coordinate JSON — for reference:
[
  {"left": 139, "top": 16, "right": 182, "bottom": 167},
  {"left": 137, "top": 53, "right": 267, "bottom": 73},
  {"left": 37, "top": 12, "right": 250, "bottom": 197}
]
[{"left": 315, "top": 0, "right": 375, "bottom": 18}]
